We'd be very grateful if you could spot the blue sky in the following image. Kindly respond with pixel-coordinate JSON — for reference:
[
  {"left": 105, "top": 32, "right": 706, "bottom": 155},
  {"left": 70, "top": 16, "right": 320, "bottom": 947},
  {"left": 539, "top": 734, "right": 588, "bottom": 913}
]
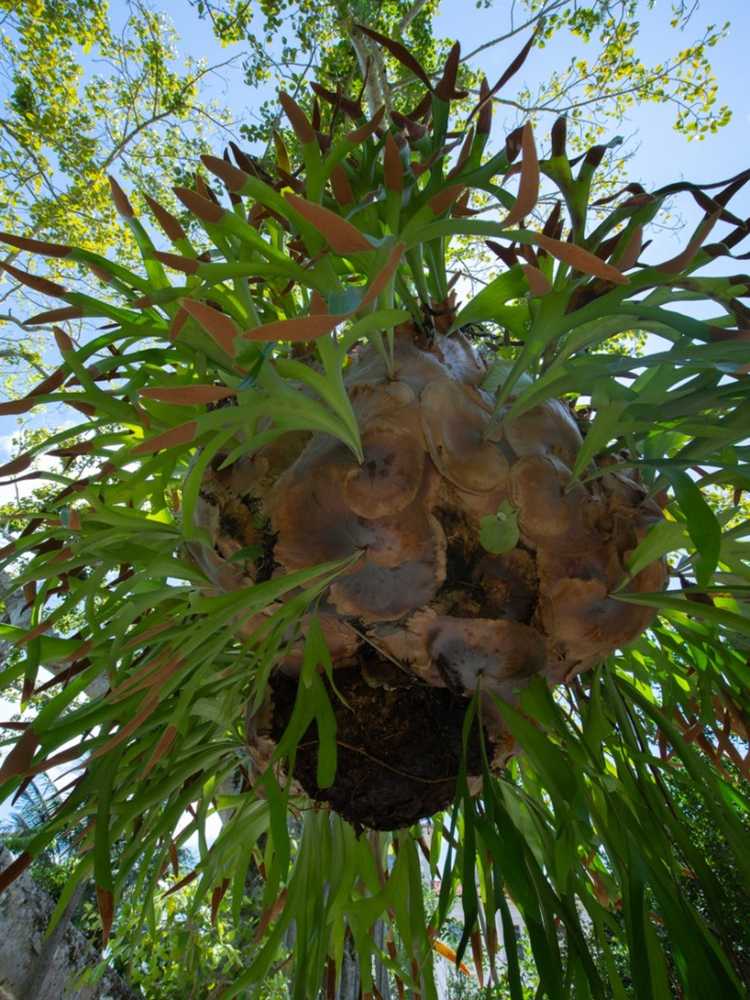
[{"left": 160, "top": 0, "right": 750, "bottom": 206}]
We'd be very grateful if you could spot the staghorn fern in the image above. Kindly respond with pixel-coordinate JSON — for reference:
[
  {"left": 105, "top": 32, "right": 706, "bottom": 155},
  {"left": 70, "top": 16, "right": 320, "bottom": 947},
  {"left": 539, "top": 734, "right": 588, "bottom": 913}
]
[{"left": 0, "top": 27, "right": 749, "bottom": 1000}]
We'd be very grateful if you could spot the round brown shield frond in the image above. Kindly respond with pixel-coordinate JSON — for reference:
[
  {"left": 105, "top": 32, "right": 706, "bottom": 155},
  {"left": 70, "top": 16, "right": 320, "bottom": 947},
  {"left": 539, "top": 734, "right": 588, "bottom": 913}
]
[{"left": 191, "top": 328, "right": 665, "bottom": 829}]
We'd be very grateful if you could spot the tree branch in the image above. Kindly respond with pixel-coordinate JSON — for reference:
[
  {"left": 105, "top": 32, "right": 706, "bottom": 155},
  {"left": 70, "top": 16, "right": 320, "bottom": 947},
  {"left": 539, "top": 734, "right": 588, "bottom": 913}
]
[
  {"left": 398, "top": 0, "right": 431, "bottom": 34},
  {"left": 98, "top": 55, "right": 241, "bottom": 172},
  {"left": 462, "top": 0, "right": 565, "bottom": 63},
  {"left": 0, "top": 120, "right": 59, "bottom": 200}
]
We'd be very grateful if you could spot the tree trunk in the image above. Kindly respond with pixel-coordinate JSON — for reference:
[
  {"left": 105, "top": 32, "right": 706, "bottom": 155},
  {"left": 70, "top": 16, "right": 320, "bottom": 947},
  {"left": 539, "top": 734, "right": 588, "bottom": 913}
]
[
  {"left": 22, "top": 879, "right": 87, "bottom": 1000},
  {"left": 337, "top": 930, "right": 360, "bottom": 1000},
  {"left": 0, "top": 567, "right": 30, "bottom": 667},
  {"left": 0, "top": 847, "right": 137, "bottom": 999},
  {"left": 373, "top": 919, "right": 392, "bottom": 1000}
]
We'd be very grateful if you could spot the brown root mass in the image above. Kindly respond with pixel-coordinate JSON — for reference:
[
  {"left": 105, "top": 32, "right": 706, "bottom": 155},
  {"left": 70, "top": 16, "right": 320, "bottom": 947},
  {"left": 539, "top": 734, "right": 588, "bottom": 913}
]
[
  {"left": 193, "top": 327, "right": 667, "bottom": 829},
  {"left": 269, "top": 661, "right": 486, "bottom": 830}
]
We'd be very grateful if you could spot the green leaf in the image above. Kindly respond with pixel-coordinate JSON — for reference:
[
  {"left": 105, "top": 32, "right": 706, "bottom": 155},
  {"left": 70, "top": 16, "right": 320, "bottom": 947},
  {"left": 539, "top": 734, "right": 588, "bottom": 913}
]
[
  {"left": 621, "top": 520, "right": 689, "bottom": 583},
  {"left": 494, "top": 700, "right": 578, "bottom": 804},
  {"left": 582, "top": 671, "right": 613, "bottom": 757},
  {"left": 570, "top": 385, "right": 629, "bottom": 480},
  {"left": 615, "top": 591, "right": 750, "bottom": 636},
  {"left": 328, "top": 287, "right": 363, "bottom": 314},
  {"left": 664, "top": 470, "right": 722, "bottom": 587},
  {"left": 0, "top": 625, "right": 83, "bottom": 665},
  {"left": 337, "top": 308, "right": 411, "bottom": 354},
  {"left": 479, "top": 501, "right": 520, "bottom": 554},
  {"left": 311, "top": 673, "right": 338, "bottom": 789},
  {"left": 453, "top": 266, "right": 527, "bottom": 328}
]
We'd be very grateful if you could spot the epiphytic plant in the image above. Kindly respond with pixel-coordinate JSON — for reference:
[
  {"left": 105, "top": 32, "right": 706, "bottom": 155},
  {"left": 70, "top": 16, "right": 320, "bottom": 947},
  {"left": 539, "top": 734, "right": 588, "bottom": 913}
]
[{"left": 1, "top": 26, "right": 749, "bottom": 999}]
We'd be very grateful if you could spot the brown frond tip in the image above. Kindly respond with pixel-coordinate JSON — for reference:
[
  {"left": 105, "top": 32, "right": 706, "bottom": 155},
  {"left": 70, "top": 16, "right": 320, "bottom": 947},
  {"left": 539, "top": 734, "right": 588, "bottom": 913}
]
[
  {"left": 504, "top": 125, "right": 524, "bottom": 164},
  {"left": 228, "top": 141, "right": 260, "bottom": 177},
  {"left": 384, "top": 133, "right": 404, "bottom": 192},
  {"left": 0, "top": 232, "right": 72, "bottom": 258},
  {"left": 192, "top": 173, "right": 216, "bottom": 205},
  {"left": 284, "top": 192, "right": 373, "bottom": 254},
  {"left": 0, "top": 727, "right": 39, "bottom": 783},
  {"left": 25, "top": 306, "right": 83, "bottom": 327},
  {"left": 279, "top": 91, "right": 315, "bottom": 145},
  {"left": 143, "top": 194, "right": 187, "bottom": 242},
  {"left": 476, "top": 78, "right": 492, "bottom": 136},
  {"left": 583, "top": 144, "right": 607, "bottom": 172},
  {"left": 392, "top": 111, "right": 428, "bottom": 143},
  {"left": 0, "top": 851, "right": 33, "bottom": 894},
  {"left": 88, "top": 263, "right": 117, "bottom": 286},
  {"left": 408, "top": 90, "right": 433, "bottom": 124},
  {"left": 96, "top": 886, "right": 115, "bottom": 947},
  {"left": 550, "top": 116, "right": 567, "bottom": 157},
  {"left": 153, "top": 250, "right": 200, "bottom": 275},
  {"left": 173, "top": 186, "right": 225, "bottom": 224},
  {"left": 355, "top": 24, "right": 433, "bottom": 92},
  {"left": 311, "top": 96, "right": 321, "bottom": 132},
  {"left": 181, "top": 298, "right": 238, "bottom": 356},
  {"left": 310, "top": 81, "right": 362, "bottom": 120},
  {"left": 500, "top": 123, "right": 539, "bottom": 228},
  {"left": 222, "top": 152, "right": 243, "bottom": 205},
  {"left": 330, "top": 164, "right": 354, "bottom": 206},
  {"left": 53, "top": 326, "right": 74, "bottom": 354},
  {"left": 522, "top": 264, "right": 553, "bottom": 297},
  {"left": 201, "top": 154, "right": 248, "bottom": 194},
  {"left": 0, "top": 261, "right": 67, "bottom": 298},
  {"left": 347, "top": 106, "right": 385, "bottom": 144},
  {"left": 435, "top": 42, "right": 467, "bottom": 102},
  {"left": 108, "top": 176, "right": 134, "bottom": 218},
  {"left": 429, "top": 185, "right": 465, "bottom": 216}
]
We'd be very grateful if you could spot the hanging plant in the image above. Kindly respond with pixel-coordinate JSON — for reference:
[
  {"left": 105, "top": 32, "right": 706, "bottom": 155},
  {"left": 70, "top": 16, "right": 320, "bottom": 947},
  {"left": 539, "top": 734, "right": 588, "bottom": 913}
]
[{"left": 1, "top": 25, "right": 749, "bottom": 1000}]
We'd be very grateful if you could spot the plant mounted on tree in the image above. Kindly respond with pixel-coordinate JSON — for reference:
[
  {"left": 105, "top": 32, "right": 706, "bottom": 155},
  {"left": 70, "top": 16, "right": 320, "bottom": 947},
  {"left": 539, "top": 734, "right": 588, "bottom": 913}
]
[{"left": 0, "top": 24, "right": 749, "bottom": 1000}]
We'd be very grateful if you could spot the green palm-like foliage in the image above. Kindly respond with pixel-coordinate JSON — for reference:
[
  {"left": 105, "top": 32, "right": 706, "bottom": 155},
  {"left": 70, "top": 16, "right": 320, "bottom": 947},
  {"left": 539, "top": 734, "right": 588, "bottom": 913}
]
[{"left": 0, "top": 28, "right": 749, "bottom": 999}]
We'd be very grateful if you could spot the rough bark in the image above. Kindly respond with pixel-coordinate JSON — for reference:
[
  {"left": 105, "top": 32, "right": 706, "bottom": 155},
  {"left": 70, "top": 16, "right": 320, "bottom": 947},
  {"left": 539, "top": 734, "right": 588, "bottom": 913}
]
[
  {"left": 349, "top": 30, "right": 386, "bottom": 118},
  {"left": 336, "top": 930, "right": 360, "bottom": 1000},
  {"left": 21, "top": 878, "right": 87, "bottom": 999},
  {"left": 0, "top": 567, "right": 30, "bottom": 668},
  {"left": 373, "top": 919, "right": 392, "bottom": 1000},
  {"left": 0, "top": 847, "right": 137, "bottom": 1000}
]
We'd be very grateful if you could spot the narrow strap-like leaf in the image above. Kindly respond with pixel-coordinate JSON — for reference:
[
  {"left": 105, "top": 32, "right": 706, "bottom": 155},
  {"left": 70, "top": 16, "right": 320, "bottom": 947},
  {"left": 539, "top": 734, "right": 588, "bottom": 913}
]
[
  {"left": 499, "top": 123, "right": 539, "bottom": 227},
  {"left": 284, "top": 193, "right": 373, "bottom": 253}
]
